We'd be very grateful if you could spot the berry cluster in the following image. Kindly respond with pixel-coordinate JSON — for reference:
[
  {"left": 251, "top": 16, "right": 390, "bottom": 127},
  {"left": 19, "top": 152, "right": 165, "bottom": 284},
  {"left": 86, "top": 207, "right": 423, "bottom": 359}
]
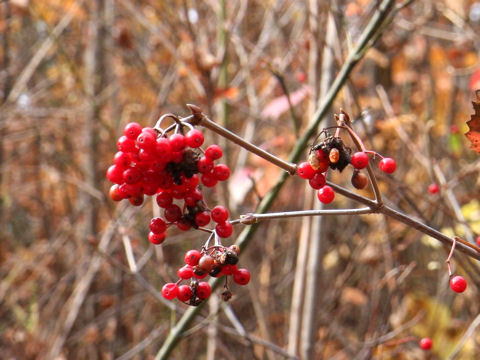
[
  {"left": 106, "top": 122, "right": 233, "bottom": 244},
  {"left": 297, "top": 133, "right": 396, "bottom": 204},
  {"left": 162, "top": 245, "right": 250, "bottom": 305}
]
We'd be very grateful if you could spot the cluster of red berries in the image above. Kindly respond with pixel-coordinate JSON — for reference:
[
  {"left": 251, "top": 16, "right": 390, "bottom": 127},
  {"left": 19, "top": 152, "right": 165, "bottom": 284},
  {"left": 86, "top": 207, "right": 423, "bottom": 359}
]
[
  {"left": 162, "top": 245, "right": 250, "bottom": 305},
  {"left": 106, "top": 122, "right": 233, "bottom": 244},
  {"left": 297, "top": 134, "right": 397, "bottom": 204}
]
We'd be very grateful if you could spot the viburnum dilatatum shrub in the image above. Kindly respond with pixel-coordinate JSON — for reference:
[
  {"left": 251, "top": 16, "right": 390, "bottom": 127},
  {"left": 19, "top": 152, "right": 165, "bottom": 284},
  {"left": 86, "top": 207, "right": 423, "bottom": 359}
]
[{"left": 107, "top": 105, "right": 480, "bottom": 359}]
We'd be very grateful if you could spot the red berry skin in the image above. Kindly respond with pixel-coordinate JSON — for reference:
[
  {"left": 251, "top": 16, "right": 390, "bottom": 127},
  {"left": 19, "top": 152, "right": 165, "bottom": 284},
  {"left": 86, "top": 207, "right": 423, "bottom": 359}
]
[
  {"left": 184, "top": 189, "right": 203, "bottom": 207},
  {"left": 213, "top": 164, "right": 230, "bottom": 181},
  {"left": 123, "top": 167, "right": 142, "bottom": 184},
  {"left": 164, "top": 204, "right": 182, "bottom": 222},
  {"left": 161, "top": 283, "right": 179, "bottom": 300},
  {"left": 109, "top": 184, "right": 124, "bottom": 201},
  {"left": 211, "top": 206, "right": 229, "bottom": 223},
  {"left": 149, "top": 217, "right": 167, "bottom": 234},
  {"left": 136, "top": 132, "right": 156, "bottom": 151},
  {"left": 450, "top": 275, "right": 467, "bottom": 293},
  {"left": 428, "top": 183, "right": 439, "bottom": 194},
  {"left": 113, "top": 151, "right": 131, "bottom": 168},
  {"left": 351, "top": 152, "right": 369, "bottom": 169},
  {"left": 205, "top": 144, "right": 223, "bottom": 160},
  {"left": 169, "top": 133, "right": 186, "bottom": 152},
  {"left": 195, "top": 211, "right": 211, "bottom": 227},
  {"left": 197, "top": 156, "right": 214, "bottom": 173},
  {"left": 221, "top": 264, "right": 238, "bottom": 276},
  {"left": 297, "top": 162, "right": 316, "bottom": 179},
  {"left": 185, "top": 129, "right": 204, "bottom": 148},
  {"left": 419, "top": 337, "right": 433, "bottom": 351},
  {"left": 156, "top": 191, "right": 173, "bottom": 208},
  {"left": 129, "top": 194, "right": 144, "bottom": 206},
  {"left": 317, "top": 185, "right": 335, "bottom": 204},
  {"left": 117, "top": 135, "right": 137, "bottom": 153},
  {"left": 379, "top": 158, "right": 396, "bottom": 174},
  {"left": 196, "top": 282, "right": 212, "bottom": 299},
  {"left": 476, "top": 236, "right": 480, "bottom": 247},
  {"left": 184, "top": 250, "right": 202, "bottom": 266},
  {"left": 201, "top": 173, "right": 218, "bottom": 187},
  {"left": 155, "top": 138, "right": 173, "bottom": 159},
  {"left": 123, "top": 122, "right": 143, "bottom": 140},
  {"left": 148, "top": 231, "right": 166, "bottom": 245},
  {"left": 106, "top": 165, "right": 124, "bottom": 184},
  {"left": 177, "top": 285, "right": 193, "bottom": 302},
  {"left": 233, "top": 268, "right": 251, "bottom": 285},
  {"left": 216, "top": 221, "right": 233, "bottom": 238},
  {"left": 178, "top": 265, "right": 194, "bottom": 279},
  {"left": 176, "top": 218, "right": 192, "bottom": 231},
  {"left": 308, "top": 172, "right": 326, "bottom": 190}
]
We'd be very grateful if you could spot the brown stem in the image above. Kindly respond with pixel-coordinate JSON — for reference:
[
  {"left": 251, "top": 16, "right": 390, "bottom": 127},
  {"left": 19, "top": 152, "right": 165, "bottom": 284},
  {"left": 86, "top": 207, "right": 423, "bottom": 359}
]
[{"left": 187, "top": 104, "right": 298, "bottom": 175}]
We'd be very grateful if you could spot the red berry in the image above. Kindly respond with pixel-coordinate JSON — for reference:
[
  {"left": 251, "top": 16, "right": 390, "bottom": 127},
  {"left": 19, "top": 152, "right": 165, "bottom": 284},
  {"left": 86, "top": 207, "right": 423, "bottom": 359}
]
[
  {"left": 195, "top": 211, "right": 211, "bottom": 227},
  {"left": 184, "top": 250, "right": 202, "bottom": 266},
  {"left": 113, "top": 151, "right": 131, "bottom": 168},
  {"left": 129, "top": 194, "right": 144, "bottom": 206},
  {"left": 233, "top": 268, "right": 251, "bottom": 285},
  {"left": 216, "top": 221, "right": 233, "bottom": 238},
  {"left": 185, "top": 129, "right": 204, "bottom": 148},
  {"left": 450, "top": 275, "right": 467, "bottom": 293},
  {"left": 117, "top": 135, "right": 137, "bottom": 153},
  {"left": 122, "top": 167, "right": 142, "bottom": 184},
  {"left": 317, "top": 185, "right": 335, "bottom": 204},
  {"left": 169, "top": 133, "right": 186, "bottom": 152},
  {"left": 177, "top": 285, "right": 193, "bottom": 302},
  {"left": 183, "top": 174, "right": 199, "bottom": 190},
  {"left": 136, "top": 132, "right": 156, "bottom": 151},
  {"left": 155, "top": 138, "right": 173, "bottom": 160},
  {"left": 106, "top": 165, "right": 124, "bottom": 184},
  {"left": 308, "top": 172, "right": 326, "bottom": 190},
  {"left": 196, "top": 282, "right": 211, "bottom": 299},
  {"left": 476, "top": 236, "right": 480, "bottom": 247},
  {"left": 379, "top": 158, "right": 396, "bottom": 174},
  {"left": 221, "top": 264, "right": 238, "bottom": 276},
  {"left": 201, "top": 173, "right": 218, "bottom": 187},
  {"left": 184, "top": 188, "right": 203, "bottom": 207},
  {"left": 428, "top": 183, "right": 439, "bottom": 194},
  {"left": 123, "top": 122, "right": 142, "bottom": 140},
  {"left": 419, "top": 337, "right": 433, "bottom": 351},
  {"left": 351, "top": 152, "right": 369, "bottom": 169},
  {"left": 213, "top": 164, "right": 230, "bottom": 181},
  {"left": 109, "top": 184, "right": 124, "bottom": 201},
  {"left": 177, "top": 265, "right": 194, "bottom": 279},
  {"left": 205, "top": 144, "right": 223, "bottom": 160},
  {"left": 161, "top": 283, "right": 179, "bottom": 300},
  {"left": 149, "top": 217, "right": 167, "bottom": 234},
  {"left": 211, "top": 205, "right": 229, "bottom": 223},
  {"left": 197, "top": 156, "right": 214, "bottom": 173},
  {"left": 176, "top": 218, "right": 192, "bottom": 231},
  {"left": 297, "top": 162, "right": 316, "bottom": 179},
  {"left": 148, "top": 231, "right": 166, "bottom": 245},
  {"left": 156, "top": 191, "right": 173, "bottom": 208},
  {"left": 297, "top": 71, "right": 307, "bottom": 83},
  {"left": 164, "top": 204, "right": 182, "bottom": 222}
]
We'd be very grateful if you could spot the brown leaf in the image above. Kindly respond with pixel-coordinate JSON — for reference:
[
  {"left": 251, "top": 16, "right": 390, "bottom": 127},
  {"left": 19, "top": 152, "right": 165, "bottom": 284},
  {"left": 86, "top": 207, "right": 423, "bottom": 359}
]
[{"left": 465, "top": 94, "right": 480, "bottom": 153}]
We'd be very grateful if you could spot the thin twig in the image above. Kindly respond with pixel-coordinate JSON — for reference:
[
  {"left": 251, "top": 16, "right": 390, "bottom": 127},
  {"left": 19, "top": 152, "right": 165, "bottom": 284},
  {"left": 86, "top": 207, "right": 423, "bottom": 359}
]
[{"left": 187, "top": 104, "right": 298, "bottom": 175}]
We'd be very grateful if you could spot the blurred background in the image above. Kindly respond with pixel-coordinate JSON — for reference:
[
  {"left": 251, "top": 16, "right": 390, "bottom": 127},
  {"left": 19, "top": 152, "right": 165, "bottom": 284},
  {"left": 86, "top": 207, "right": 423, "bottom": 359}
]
[{"left": 1, "top": 0, "right": 480, "bottom": 359}]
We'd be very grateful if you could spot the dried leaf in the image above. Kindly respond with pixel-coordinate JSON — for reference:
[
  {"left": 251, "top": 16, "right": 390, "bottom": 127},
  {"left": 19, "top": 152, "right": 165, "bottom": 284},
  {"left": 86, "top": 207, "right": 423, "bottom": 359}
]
[{"left": 465, "top": 94, "right": 480, "bottom": 153}]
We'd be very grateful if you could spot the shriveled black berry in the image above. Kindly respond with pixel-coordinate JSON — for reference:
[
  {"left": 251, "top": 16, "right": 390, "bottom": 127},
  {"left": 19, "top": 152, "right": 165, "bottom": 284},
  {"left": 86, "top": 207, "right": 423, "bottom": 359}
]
[{"left": 209, "top": 266, "right": 222, "bottom": 277}]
